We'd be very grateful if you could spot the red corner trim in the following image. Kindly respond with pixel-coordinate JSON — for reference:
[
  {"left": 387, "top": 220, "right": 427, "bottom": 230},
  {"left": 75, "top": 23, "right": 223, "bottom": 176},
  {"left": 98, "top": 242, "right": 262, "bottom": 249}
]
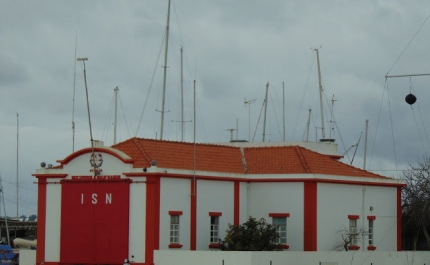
[
  {"left": 367, "top": 245, "right": 377, "bottom": 250},
  {"left": 348, "top": 215, "right": 360, "bottom": 220},
  {"left": 190, "top": 180, "right": 197, "bottom": 250},
  {"left": 367, "top": 216, "right": 376, "bottom": 220},
  {"left": 234, "top": 181, "right": 240, "bottom": 225},
  {"left": 168, "top": 243, "right": 183, "bottom": 249},
  {"left": 36, "top": 178, "right": 47, "bottom": 265},
  {"left": 169, "top": 211, "right": 183, "bottom": 216},
  {"left": 269, "top": 213, "right": 290, "bottom": 218},
  {"left": 208, "top": 242, "right": 221, "bottom": 249},
  {"left": 209, "top": 212, "right": 222, "bottom": 216},
  {"left": 57, "top": 147, "right": 135, "bottom": 165},
  {"left": 348, "top": 245, "right": 360, "bottom": 250},
  {"left": 304, "top": 182, "right": 317, "bottom": 251},
  {"left": 397, "top": 186, "right": 402, "bottom": 251}
]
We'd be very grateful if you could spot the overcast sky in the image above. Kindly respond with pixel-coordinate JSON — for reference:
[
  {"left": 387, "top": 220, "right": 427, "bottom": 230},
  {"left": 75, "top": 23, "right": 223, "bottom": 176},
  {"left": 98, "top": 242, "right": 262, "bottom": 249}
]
[{"left": 1, "top": 0, "right": 430, "bottom": 217}]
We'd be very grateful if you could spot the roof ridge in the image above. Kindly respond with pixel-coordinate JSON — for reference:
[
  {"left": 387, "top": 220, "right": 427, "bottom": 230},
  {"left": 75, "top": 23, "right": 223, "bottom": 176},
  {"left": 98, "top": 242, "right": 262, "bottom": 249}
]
[
  {"left": 240, "top": 147, "right": 247, "bottom": 173},
  {"left": 132, "top": 137, "right": 152, "bottom": 166},
  {"left": 294, "top": 146, "right": 311, "bottom": 173}
]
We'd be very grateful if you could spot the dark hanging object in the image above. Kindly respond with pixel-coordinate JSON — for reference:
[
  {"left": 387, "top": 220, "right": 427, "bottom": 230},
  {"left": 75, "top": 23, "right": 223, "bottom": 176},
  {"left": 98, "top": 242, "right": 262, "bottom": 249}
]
[{"left": 405, "top": 93, "right": 417, "bottom": 105}]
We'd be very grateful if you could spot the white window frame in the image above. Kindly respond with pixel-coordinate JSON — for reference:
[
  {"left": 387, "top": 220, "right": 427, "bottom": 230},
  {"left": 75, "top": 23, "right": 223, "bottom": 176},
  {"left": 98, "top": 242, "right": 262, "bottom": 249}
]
[
  {"left": 273, "top": 217, "right": 287, "bottom": 244},
  {"left": 349, "top": 218, "right": 358, "bottom": 246},
  {"left": 170, "top": 215, "right": 180, "bottom": 243},
  {"left": 210, "top": 216, "right": 219, "bottom": 243},
  {"left": 269, "top": 213, "right": 290, "bottom": 247}
]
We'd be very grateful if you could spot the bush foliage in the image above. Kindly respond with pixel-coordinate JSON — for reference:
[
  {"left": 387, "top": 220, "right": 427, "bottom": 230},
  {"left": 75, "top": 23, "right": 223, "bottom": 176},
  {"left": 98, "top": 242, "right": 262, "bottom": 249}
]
[{"left": 220, "top": 217, "right": 281, "bottom": 251}]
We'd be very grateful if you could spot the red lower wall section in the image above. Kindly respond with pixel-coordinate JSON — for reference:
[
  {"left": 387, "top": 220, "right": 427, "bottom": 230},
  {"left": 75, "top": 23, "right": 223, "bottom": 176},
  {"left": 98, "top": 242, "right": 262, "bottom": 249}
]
[
  {"left": 304, "top": 182, "right": 317, "bottom": 251},
  {"left": 60, "top": 180, "right": 130, "bottom": 264}
]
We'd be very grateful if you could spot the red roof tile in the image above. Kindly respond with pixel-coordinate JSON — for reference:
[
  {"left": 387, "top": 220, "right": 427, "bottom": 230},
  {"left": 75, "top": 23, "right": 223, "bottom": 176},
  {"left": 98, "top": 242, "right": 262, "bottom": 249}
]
[{"left": 112, "top": 137, "right": 387, "bottom": 179}]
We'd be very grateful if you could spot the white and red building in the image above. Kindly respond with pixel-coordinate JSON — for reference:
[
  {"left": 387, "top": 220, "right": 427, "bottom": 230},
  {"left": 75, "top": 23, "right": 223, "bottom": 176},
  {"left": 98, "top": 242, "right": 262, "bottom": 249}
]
[{"left": 32, "top": 137, "right": 405, "bottom": 265}]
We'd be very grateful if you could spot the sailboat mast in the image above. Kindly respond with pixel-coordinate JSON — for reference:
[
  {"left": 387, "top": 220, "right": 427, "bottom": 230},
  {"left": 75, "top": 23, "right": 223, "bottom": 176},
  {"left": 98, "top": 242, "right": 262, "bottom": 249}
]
[
  {"left": 363, "top": 119, "right": 368, "bottom": 170},
  {"left": 282, "top": 82, "right": 285, "bottom": 141},
  {"left": 72, "top": 32, "right": 77, "bottom": 153},
  {"left": 160, "top": 0, "right": 172, "bottom": 140},
  {"left": 262, "top": 83, "right": 269, "bottom": 142},
  {"left": 180, "top": 46, "right": 184, "bottom": 141},
  {"left": 114, "top": 86, "right": 119, "bottom": 144},
  {"left": 16, "top": 113, "right": 19, "bottom": 217},
  {"left": 306, "top": 109, "right": 311, "bottom": 141},
  {"left": 315, "top": 48, "right": 325, "bottom": 139}
]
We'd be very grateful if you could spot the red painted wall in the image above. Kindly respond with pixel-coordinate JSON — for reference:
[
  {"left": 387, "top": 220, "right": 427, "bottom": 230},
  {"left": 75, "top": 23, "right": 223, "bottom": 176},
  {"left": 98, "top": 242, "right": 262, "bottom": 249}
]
[{"left": 60, "top": 180, "right": 130, "bottom": 264}]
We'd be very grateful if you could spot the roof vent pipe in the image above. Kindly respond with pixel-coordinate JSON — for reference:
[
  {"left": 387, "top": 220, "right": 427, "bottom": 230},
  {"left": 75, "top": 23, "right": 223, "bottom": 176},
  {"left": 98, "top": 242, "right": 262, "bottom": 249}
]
[{"left": 151, "top": 160, "right": 157, "bottom": 166}]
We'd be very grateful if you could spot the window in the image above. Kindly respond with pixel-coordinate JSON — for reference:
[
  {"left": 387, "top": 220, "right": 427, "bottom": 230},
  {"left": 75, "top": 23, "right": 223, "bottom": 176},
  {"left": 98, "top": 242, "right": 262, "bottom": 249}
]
[
  {"left": 367, "top": 216, "right": 376, "bottom": 250},
  {"left": 210, "top": 216, "right": 219, "bottom": 243},
  {"left": 273, "top": 218, "right": 287, "bottom": 244},
  {"left": 170, "top": 215, "right": 180, "bottom": 243},
  {"left": 269, "top": 213, "right": 290, "bottom": 249},
  {"left": 348, "top": 215, "right": 360, "bottom": 250},
  {"left": 209, "top": 212, "right": 222, "bottom": 248},
  {"left": 168, "top": 211, "right": 183, "bottom": 248}
]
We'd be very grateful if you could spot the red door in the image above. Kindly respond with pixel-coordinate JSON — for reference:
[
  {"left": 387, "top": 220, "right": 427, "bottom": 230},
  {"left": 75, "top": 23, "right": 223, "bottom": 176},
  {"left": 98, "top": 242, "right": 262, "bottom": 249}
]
[{"left": 60, "top": 179, "right": 130, "bottom": 264}]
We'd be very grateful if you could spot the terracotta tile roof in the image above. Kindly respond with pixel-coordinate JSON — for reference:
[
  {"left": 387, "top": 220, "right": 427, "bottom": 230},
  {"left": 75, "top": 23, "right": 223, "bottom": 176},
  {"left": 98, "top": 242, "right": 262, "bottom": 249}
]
[
  {"left": 112, "top": 137, "right": 387, "bottom": 179},
  {"left": 113, "top": 137, "right": 244, "bottom": 173}
]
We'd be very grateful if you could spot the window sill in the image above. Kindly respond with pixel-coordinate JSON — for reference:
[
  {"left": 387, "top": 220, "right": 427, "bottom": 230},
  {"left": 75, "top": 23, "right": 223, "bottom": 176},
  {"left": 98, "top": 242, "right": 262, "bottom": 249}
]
[
  {"left": 279, "top": 244, "right": 289, "bottom": 250},
  {"left": 348, "top": 245, "right": 360, "bottom": 251},
  {"left": 367, "top": 245, "right": 377, "bottom": 251},
  {"left": 208, "top": 242, "right": 221, "bottom": 249},
  {"left": 168, "top": 243, "right": 183, "bottom": 249}
]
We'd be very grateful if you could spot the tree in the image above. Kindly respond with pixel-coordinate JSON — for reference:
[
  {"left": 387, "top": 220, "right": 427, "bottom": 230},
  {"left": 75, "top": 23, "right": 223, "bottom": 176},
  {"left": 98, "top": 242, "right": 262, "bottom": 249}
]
[
  {"left": 219, "top": 217, "right": 281, "bottom": 251},
  {"left": 332, "top": 227, "right": 366, "bottom": 251},
  {"left": 402, "top": 157, "right": 430, "bottom": 250}
]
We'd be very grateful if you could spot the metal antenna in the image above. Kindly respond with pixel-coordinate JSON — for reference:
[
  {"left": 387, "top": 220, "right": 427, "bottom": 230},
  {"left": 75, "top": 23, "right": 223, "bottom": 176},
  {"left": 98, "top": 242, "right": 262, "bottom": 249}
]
[{"left": 77, "top": 57, "right": 96, "bottom": 176}]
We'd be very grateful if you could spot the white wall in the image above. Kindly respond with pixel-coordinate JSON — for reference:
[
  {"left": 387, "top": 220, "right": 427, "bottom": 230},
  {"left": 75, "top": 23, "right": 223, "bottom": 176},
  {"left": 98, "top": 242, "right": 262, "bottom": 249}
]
[
  {"left": 154, "top": 250, "right": 430, "bottom": 265},
  {"left": 196, "top": 180, "right": 234, "bottom": 249},
  {"left": 317, "top": 183, "right": 398, "bottom": 251},
  {"left": 159, "top": 178, "right": 191, "bottom": 250},
  {"left": 249, "top": 182, "right": 304, "bottom": 250},
  {"left": 239, "top": 182, "right": 248, "bottom": 223},
  {"left": 19, "top": 249, "right": 36, "bottom": 265},
  {"left": 45, "top": 181, "right": 61, "bottom": 261},
  {"left": 128, "top": 180, "right": 146, "bottom": 262}
]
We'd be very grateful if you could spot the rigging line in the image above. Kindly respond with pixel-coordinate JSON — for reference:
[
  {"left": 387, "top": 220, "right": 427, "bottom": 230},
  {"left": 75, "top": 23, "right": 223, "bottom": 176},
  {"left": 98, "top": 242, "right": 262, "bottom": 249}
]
[
  {"left": 102, "top": 92, "right": 115, "bottom": 143},
  {"left": 369, "top": 80, "right": 387, "bottom": 172},
  {"left": 410, "top": 79, "right": 430, "bottom": 150},
  {"left": 350, "top": 129, "right": 363, "bottom": 166},
  {"left": 292, "top": 54, "right": 316, "bottom": 140},
  {"left": 135, "top": 32, "right": 166, "bottom": 137},
  {"left": 252, "top": 96, "right": 266, "bottom": 142},
  {"left": 411, "top": 106, "right": 426, "bottom": 153},
  {"left": 387, "top": 82, "right": 399, "bottom": 174},
  {"left": 269, "top": 86, "right": 283, "bottom": 139},
  {"left": 119, "top": 92, "right": 133, "bottom": 140},
  {"left": 386, "top": 12, "right": 430, "bottom": 76}
]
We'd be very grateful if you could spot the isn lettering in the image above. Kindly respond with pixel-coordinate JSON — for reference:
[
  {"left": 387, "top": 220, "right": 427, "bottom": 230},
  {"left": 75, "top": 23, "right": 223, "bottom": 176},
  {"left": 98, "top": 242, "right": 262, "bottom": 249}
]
[{"left": 81, "top": 193, "right": 113, "bottom": 204}]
